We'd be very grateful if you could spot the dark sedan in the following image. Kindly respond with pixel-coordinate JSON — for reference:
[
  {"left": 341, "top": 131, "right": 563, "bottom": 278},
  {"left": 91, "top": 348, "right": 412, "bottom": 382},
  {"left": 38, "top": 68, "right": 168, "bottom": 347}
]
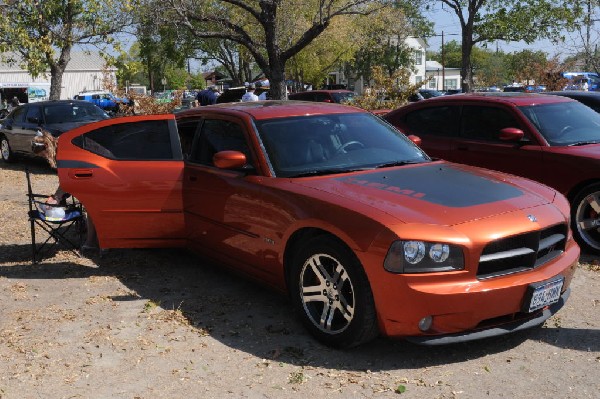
[
  {"left": 0, "top": 100, "right": 109, "bottom": 163},
  {"left": 546, "top": 91, "right": 600, "bottom": 113}
]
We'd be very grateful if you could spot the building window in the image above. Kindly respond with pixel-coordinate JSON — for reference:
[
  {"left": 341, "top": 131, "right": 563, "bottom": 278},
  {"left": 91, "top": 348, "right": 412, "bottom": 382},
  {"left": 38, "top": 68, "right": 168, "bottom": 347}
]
[
  {"left": 445, "top": 79, "right": 458, "bottom": 90},
  {"left": 429, "top": 78, "right": 437, "bottom": 89},
  {"left": 414, "top": 50, "right": 423, "bottom": 65},
  {"left": 415, "top": 76, "right": 423, "bottom": 83}
]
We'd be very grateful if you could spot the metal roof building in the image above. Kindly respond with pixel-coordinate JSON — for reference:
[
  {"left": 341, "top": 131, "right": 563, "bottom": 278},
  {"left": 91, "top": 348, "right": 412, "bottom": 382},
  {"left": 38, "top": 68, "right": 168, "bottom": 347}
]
[{"left": 0, "top": 52, "right": 117, "bottom": 100}]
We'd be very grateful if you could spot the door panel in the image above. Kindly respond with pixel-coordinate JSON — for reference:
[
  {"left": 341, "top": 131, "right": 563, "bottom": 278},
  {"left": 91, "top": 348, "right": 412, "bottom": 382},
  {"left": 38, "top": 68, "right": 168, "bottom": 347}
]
[
  {"left": 57, "top": 114, "right": 185, "bottom": 249},
  {"left": 184, "top": 117, "right": 269, "bottom": 273},
  {"left": 451, "top": 105, "right": 545, "bottom": 181}
]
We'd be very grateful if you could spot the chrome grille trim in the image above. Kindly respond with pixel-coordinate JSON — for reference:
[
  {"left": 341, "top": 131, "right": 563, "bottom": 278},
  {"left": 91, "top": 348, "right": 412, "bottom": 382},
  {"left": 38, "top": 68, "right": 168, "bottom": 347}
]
[{"left": 477, "top": 224, "right": 567, "bottom": 279}]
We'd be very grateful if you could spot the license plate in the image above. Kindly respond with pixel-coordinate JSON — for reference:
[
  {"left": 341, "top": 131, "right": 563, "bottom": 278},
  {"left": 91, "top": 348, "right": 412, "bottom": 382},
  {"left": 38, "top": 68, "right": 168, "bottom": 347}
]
[{"left": 524, "top": 277, "right": 564, "bottom": 313}]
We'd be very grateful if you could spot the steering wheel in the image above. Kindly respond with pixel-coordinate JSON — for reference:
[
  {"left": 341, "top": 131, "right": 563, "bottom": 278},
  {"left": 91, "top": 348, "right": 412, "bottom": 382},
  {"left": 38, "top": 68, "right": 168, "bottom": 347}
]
[
  {"left": 335, "top": 140, "right": 365, "bottom": 154},
  {"left": 557, "top": 125, "right": 574, "bottom": 137}
]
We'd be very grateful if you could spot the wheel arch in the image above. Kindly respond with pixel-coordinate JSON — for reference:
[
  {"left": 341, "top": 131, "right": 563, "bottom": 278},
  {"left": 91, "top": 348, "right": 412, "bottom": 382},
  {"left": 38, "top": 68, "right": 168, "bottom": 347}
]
[{"left": 566, "top": 179, "right": 600, "bottom": 203}]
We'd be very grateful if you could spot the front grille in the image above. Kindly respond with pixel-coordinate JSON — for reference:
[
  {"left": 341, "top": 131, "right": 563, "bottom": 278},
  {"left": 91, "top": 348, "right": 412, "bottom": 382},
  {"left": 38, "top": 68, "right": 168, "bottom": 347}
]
[{"left": 477, "top": 224, "right": 567, "bottom": 279}]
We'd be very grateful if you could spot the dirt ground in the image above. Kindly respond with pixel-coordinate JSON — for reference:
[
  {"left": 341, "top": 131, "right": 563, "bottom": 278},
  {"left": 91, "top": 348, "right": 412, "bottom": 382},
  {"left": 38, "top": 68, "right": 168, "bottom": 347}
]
[{"left": 1, "top": 160, "right": 599, "bottom": 399}]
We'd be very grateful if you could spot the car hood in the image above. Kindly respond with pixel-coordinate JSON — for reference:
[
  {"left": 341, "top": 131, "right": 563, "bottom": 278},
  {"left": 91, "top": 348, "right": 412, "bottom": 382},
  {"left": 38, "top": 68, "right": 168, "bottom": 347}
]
[{"left": 292, "top": 162, "right": 554, "bottom": 226}]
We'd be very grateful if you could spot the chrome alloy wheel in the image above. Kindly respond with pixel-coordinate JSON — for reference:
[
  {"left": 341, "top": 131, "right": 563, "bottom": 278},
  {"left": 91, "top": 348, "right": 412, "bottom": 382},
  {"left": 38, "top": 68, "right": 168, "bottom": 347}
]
[
  {"left": 575, "top": 189, "right": 600, "bottom": 252},
  {"left": 1, "top": 138, "right": 10, "bottom": 161},
  {"left": 299, "top": 253, "right": 355, "bottom": 334}
]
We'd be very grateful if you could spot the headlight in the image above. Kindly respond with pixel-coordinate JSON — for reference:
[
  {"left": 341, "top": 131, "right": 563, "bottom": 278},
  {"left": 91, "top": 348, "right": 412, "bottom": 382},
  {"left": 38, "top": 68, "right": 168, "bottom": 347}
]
[{"left": 384, "top": 240, "right": 464, "bottom": 273}]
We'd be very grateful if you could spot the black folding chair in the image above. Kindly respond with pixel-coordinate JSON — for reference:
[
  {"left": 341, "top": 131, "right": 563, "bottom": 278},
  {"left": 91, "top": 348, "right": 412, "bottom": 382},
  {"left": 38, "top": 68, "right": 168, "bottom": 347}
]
[{"left": 26, "top": 169, "right": 84, "bottom": 263}]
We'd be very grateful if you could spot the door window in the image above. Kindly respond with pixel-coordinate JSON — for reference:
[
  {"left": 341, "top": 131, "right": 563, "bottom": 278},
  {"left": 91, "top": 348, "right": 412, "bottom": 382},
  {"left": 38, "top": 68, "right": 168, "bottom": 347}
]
[
  {"left": 73, "top": 119, "right": 180, "bottom": 160},
  {"left": 461, "top": 106, "right": 521, "bottom": 141},
  {"left": 190, "top": 119, "right": 253, "bottom": 167},
  {"left": 11, "top": 106, "right": 26, "bottom": 123},
  {"left": 25, "top": 105, "right": 42, "bottom": 123},
  {"left": 405, "top": 106, "right": 460, "bottom": 137}
]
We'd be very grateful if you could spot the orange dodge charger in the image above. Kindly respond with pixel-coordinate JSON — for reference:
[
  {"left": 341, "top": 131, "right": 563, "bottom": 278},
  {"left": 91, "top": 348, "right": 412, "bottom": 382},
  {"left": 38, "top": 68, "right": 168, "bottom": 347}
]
[{"left": 56, "top": 101, "right": 579, "bottom": 348}]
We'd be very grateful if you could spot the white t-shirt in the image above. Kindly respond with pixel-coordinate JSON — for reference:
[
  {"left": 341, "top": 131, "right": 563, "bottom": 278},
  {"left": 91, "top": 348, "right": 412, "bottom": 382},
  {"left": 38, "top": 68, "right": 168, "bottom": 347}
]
[{"left": 241, "top": 91, "right": 259, "bottom": 102}]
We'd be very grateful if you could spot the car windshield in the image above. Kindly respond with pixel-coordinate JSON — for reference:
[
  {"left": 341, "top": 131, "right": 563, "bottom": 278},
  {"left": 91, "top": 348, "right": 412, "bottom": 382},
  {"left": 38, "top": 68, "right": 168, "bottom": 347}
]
[
  {"left": 332, "top": 92, "right": 355, "bottom": 103},
  {"left": 519, "top": 102, "right": 600, "bottom": 146},
  {"left": 44, "top": 103, "right": 109, "bottom": 124},
  {"left": 255, "top": 112, "right": 430, "bottom": 177}
]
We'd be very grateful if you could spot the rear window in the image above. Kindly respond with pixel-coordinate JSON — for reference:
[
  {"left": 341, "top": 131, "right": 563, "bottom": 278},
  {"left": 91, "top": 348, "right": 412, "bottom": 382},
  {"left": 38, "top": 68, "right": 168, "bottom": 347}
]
[
  {"left": 405, "top": 106, "right": 461, "bottom": 137},
  {"left": 43, "top": 103, "right": 108, "bottom": 124},
  {"left": 72, "top": 120, "right": 180, "bottom": 160}
]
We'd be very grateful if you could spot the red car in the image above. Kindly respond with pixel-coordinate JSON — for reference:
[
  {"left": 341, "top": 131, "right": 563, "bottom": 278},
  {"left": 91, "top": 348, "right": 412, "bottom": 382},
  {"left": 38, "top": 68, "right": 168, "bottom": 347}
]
[
  {"left": 57, "top": 101, "right": 578, "bottom": 348},
  {"left": 385, "top": 92, "right": 600, "bottom": 254}
]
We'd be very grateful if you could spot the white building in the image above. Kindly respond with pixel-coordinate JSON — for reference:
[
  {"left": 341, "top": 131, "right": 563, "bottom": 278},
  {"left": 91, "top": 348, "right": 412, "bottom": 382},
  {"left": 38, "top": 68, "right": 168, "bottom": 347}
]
[
  {"left": 324, "top": 36, "right": 432, "bottom": 94},
  {"left": 425, "top": 60, "right": 461, "bottom": 91},
  {"left": 0, "top": 52, "right": 117, "bottom": 100}
]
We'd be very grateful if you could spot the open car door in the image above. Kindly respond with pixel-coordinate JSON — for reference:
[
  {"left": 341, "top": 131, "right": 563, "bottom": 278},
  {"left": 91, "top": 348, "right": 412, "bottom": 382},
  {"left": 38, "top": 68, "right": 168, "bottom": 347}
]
[{"left": 57, "top": 114, "right": 185, "bottom": 249}]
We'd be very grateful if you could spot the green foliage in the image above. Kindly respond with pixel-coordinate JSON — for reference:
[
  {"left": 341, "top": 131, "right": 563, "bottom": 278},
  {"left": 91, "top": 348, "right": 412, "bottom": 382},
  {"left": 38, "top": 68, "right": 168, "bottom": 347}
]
[
  {"left": 395, "top": 384, "right": 407, "bottom": 394},
  {"left": 352, "top": 66, "right": 425, "bottom": 111},
  {"left": 0, "top": 0, "right": 133, "bottom": 99},
  {"left": 424, "top": 0, "right": 583, "bottom": 91}
]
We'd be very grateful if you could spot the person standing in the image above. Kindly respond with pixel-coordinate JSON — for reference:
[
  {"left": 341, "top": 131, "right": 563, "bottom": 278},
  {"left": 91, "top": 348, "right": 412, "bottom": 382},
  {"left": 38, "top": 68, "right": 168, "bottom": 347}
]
[
  {"left": 197, "top": 86, "right": 219, "bottom": 106},
  {"left": 241, "top": 84, "right": 259, "bottom": 102}
]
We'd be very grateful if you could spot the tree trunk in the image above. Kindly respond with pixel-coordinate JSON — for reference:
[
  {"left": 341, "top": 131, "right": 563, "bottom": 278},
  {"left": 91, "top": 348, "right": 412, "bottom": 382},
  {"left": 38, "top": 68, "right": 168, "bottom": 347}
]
[
  {"left": 48, "top": 47, "right": 72, "bottom": 100},
  {"left": 461, "top": 29, "right": 474, "bottom": 93},
  {"left": 267, "top": 65, "right": 287, "bottom": 100}
]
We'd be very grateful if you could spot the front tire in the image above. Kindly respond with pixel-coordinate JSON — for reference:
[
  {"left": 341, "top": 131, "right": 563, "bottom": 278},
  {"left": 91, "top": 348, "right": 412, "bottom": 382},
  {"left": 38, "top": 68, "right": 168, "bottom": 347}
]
[
  {"left": 289, "top": 236, "right": 378, "bottom": 348},
  {"left": 572, "top": 183, "right": 600, "bottom": 253},
  {"left": 1, "top": 134, "right": 15, "bottom": 163}
]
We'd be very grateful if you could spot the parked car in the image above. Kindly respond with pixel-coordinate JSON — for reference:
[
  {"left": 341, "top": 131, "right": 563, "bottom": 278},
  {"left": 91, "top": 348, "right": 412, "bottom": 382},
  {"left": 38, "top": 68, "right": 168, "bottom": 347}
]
[
  {"left": 73, "top": 91, "right": 129, "bottom": 113},
  {"left": 288, "top": 89, "right": 355, "bottom": 103},
  {"left": 546, "top": 91, "right": 600, "bottom": 113},
  {"left": 216, "top": 86, "right": 270, "bottom": 103},
  {"left": 0, "top": 100, "right": 109, "bottom": 163},
  {"left": 56, "top": 101, "right": 577, "bottom": 348},
  {"left": 384, "top": 92, "right": 600, "bottom": 253},
  {"left": 409, "top": 89, "right": 445, "bottom": 102},
  {"left": 444, "top": 89, "right": 463, "bottom": 95}
]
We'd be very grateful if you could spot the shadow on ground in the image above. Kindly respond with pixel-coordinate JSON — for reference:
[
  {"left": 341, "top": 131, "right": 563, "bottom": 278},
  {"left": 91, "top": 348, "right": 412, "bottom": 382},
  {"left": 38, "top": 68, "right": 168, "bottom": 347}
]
[{"left": 2, "top": 243, "right": 598, "bottom": 372}]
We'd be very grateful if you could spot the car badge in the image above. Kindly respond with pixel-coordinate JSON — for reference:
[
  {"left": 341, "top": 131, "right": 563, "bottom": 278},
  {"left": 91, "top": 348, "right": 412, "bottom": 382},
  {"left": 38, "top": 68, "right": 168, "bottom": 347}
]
[{"left": 527, "top": 214, "right": 537, "bottom": 223}]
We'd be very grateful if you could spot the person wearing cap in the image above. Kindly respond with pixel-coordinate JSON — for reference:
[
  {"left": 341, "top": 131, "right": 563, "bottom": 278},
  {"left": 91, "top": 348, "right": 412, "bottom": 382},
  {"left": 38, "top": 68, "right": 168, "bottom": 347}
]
[
  {"left": 196, "top": 86, "right": 219, "bottom": 106},
  {"left": 241, "top": 84, "right": 259, "bottom": 102}
]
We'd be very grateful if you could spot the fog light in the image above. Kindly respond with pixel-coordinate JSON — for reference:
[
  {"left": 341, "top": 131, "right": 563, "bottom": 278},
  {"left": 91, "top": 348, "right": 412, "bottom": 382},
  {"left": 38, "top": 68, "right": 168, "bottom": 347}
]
[{"left": 418, "top": 316, "right": 433, "bottom": 332}]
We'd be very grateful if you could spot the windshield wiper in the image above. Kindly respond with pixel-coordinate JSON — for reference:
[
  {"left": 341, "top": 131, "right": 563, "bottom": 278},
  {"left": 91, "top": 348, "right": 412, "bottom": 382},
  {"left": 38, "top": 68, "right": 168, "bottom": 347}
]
[
  {"left": 374, "top": 160, "right": 425, "bottom": 169},
  {"left": 289, "top": 167, "right": 373, "bottom": 178},
  {"left": 568, "top": 140, "right": 600, "bottom": 146}
]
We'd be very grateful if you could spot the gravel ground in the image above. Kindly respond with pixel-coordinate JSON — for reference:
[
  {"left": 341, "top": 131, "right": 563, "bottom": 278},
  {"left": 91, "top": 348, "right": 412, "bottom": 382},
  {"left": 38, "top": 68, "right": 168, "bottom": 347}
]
[{"left": 1, "top": 161, "right": 599, "bottom": 399}]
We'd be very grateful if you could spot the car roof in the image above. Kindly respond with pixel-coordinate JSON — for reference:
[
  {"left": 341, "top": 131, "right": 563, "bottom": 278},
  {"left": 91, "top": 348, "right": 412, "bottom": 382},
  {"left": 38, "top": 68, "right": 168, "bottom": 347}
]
[
  {"left": 21, "top": 100, "right": 100, "bottom": 107},
  {"left": 409, "top": 92, "right": 575, "bottom": 106},
  {"left": 177, "top": 100, "right": 367, "bottom": 120}
]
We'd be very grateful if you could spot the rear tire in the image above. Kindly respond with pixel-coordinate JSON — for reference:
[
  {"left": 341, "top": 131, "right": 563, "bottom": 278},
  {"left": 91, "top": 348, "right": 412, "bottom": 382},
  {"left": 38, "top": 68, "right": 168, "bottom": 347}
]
[
  {"left": 1, "top": 134, "right": 15, "bottom": 163},
  {"left": 289, "top": 236, "right": 379, "bottom": 348},
  {"left": 572, "top": 183, "right": 600, "bottom": 253}
]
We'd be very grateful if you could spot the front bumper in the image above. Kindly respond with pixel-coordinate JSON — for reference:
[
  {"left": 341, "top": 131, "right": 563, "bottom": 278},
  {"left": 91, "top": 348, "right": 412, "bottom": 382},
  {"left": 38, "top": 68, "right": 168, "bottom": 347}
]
[{"left": 405, "top": 288, "right": 570, "bottom": 345}]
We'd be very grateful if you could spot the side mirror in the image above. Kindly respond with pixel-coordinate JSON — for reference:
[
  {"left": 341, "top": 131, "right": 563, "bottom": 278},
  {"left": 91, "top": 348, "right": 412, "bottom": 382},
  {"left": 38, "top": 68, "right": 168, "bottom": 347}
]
[
  {"left": 407, "top": 134, "right": 422, "bottom": 147},
  {"left": 499, "top": 127, "right": 524, "bottom": 141},
  {"left": 213, "top": 150, "right": 247, "bottom": 169}
]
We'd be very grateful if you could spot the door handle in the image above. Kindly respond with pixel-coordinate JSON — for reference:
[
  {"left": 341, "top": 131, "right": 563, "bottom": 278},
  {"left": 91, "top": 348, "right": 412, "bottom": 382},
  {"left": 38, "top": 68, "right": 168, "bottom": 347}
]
[
  {"left": 456, "top": 145, "right": 469, "bottom": 151},
  {"left": 71, "top": 169, "right": 93, "bottom": 179},
  {"left": 189, "top": 175, "right": 197, "bottom": 182}
]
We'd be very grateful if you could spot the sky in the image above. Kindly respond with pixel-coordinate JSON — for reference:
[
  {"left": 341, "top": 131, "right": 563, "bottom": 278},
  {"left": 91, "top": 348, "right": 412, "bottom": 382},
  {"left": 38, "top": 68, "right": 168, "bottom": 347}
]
[{"left": 423, "top": 3, "right": 588, "bottom": 59}]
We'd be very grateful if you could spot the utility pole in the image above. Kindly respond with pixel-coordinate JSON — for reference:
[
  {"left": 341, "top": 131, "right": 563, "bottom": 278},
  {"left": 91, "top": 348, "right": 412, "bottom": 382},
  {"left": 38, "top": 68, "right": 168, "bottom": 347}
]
[{"left": 442, "top": 31, "right": 446, "bottom": 91}]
